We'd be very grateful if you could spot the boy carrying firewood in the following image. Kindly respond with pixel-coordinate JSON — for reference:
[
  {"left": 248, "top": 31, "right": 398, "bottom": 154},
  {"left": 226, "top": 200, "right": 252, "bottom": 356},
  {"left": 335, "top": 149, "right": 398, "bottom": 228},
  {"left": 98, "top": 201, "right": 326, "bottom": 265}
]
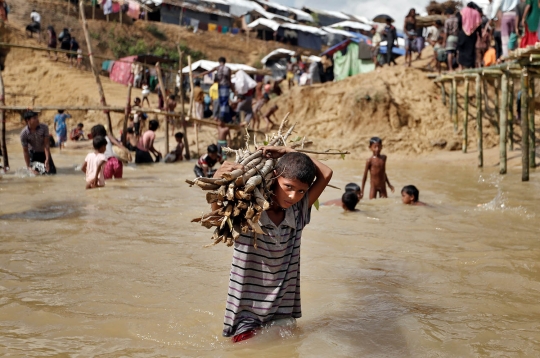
[{"left": 211, "top": 145, "right": 333, "bottom": 342}]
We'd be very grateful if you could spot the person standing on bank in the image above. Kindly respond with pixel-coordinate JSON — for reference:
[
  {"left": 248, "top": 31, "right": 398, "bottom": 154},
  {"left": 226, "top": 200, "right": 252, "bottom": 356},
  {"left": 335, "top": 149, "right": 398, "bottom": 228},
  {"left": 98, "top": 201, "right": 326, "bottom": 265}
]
[
  {"left": 20, "top": 110, "right": 56, "bottom": 174},
  {"left": 197, "top": 57, "right": 232, "bottom": 123}
]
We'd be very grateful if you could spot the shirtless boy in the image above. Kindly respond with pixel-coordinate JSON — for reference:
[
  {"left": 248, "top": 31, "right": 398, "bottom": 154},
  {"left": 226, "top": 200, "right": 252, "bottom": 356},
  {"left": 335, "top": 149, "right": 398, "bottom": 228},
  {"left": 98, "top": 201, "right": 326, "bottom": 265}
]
[
  {"left": 361, "top": 137, "right": 394, "bottom": 199},
  {"left": 217, "top": 120, "right": 231, "bottom": 160}
]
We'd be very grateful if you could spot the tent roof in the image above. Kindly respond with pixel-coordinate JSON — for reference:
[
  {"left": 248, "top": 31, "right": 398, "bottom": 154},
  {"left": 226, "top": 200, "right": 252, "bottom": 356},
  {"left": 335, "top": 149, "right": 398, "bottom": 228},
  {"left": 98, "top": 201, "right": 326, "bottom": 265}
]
[
  {"left": 224, "top": 0, "right": 265, "bottom": 16},
  {"left": 303, "top": 6, "right": 350, "bottom": 20},
  {"left": 199, "top": 0, "right": 229, "bottom": 5},
  {"left": 329, "top": 21, "right": 372, "bottom": 32},
  {"left": 255, "top": 0, "right": 313, "bottom": 22},
  {"left": 181, "top": 60, "right": 257, "bottom": 73},
  {"left": 247, "top": 18, "right": 281, "bottom": 31},
  {"left": 322, "top": 26, "right": 357, "bottom": 38},
  {"left": 261, "top": 48, "right": 296, "bottom": 64},
  {"left": 254, "top": 8, "right": 296, "bottom": 23},
  {"left": 161, "top": 0, "right": 233, "bottom": 17},
  {"left": 280, "top": 22, "right": 327, "bottom": 35},
  {"left": 350, "top": 15, "right": 374, "bottom": 25}
]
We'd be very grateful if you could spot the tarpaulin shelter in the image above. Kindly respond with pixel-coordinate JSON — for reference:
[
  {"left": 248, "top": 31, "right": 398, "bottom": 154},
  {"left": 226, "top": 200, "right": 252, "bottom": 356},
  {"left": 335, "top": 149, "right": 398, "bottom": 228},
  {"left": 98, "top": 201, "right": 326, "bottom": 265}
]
[
  {"left": 327, "top": 38, "right": 376, "bottom": 81},
  {"left": 109, "top": 55, "right": 138, "bottom": 85}
]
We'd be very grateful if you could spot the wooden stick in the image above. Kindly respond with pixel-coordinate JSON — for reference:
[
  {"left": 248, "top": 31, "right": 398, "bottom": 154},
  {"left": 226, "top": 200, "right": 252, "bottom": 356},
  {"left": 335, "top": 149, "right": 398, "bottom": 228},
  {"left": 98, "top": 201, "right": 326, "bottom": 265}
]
[
  {"left": 500, "top": 73, "right": 508, "bottom": 174},
  {"left": 79, "top": 0, "right": 114, "bottom": 136},
  {"left": 155, "top": 62, "right": 169, "bottom": 153},
  {"left": 0, "top": 105, "right": 125, "bottom": 111},
  {"left": 441, "top": 82, "right": 446, "bottom": 106},
  {"left": 508, "top": 77, "right": 514, "bottom": 151},
  {"left": 177, "top": 46, "right": 190, "bottom": 160},
  {"left": 521, "top": 67, "right": 529, "bottom": 181},
  {"left": 195, "top": 117, "right": 200, "bottom": 157},
  {"left": 295, "top": 149, "right": 350, "bottom": 155},
  {"left": 476, "top": 74, "right": 483, "bottom": 168},
  {"left": 494, "top": 78, "right": 500, "bottom": 135},
  {"left": 452, "top": 78, "right": 458, "bottom": 131},
  {"left": 529, "top": 77, "right": 536, "bottom": 168},
  {"left": 188, "top": 55, "right": 194, "bottom": 118},
  {"left": 122, "top": 70, "right": 133, "bottom": 146},
  {"left": 0, "top": 71, "right": 8, "bottom": 170},
  {"left": 463, "top": 77, "right": 469, "bottom": 153},
  {"left": 92, "top": 0, "right": 95, "bottom": 20}
]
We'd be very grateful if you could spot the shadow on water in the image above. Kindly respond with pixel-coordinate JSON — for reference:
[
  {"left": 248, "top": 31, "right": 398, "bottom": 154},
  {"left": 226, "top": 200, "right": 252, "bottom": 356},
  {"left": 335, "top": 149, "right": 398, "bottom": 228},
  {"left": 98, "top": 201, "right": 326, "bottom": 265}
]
[{"left": 0, "top": 201, "right": 81, "bottom": 221}]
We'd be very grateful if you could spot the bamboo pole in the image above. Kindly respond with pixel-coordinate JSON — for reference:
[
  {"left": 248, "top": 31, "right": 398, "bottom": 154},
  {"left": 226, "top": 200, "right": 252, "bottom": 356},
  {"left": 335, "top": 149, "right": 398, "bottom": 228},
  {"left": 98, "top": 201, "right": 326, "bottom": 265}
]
[
  {"left": 508, "top": 78, "right": 514, "bottom": 151},
  {"left": 463, "top": 77, "right": 469, "bottom": 153},
  {"left": 79, "top": 0, "right": 114, "bottom": 136},
  {"left": 177, "top": 46, "right": 190, "bottom": 160},
  {"left": 521, "top": 67, "right": 529, "bottom": 181},
  {"left": 449, "top": 78, "right": 454, "bottom": 116},
  {"left": 441, "top": 82, "right": 446, "bottom": 106},
  {"left": 494, "top": 78, "right": 500, "bottom": 135},
  {"left": 92, "top": 1, "right": 95, "bottom": 20},
  {"left": 452, "top": 78, "right": 458, "bottom": 132},
  {"left": 188, "top": 55, "right": 194, "bottom": 118},
  {"left": 0, "top": 72, "right": 8, "bottom": 171},
  {"left": 122, "top": 70, "right": 134, "bottom": 146},
  {"left": 529, "top": 77, "right": 536, "bottom": 168},
  {"left": 500, "top": 73, "right": 508, "bottom": 174},
  {"left": 0, "top": 105, "right": 125, "bottom": 111},
  {"left": 476, "top": 74, "right": 483, "bottom": 168},
  {"left": 120, "top": 6, "right": 123, "bottom": 24},
  {"left": 155, "top": 63, "right": 169, "bottom": 154}
]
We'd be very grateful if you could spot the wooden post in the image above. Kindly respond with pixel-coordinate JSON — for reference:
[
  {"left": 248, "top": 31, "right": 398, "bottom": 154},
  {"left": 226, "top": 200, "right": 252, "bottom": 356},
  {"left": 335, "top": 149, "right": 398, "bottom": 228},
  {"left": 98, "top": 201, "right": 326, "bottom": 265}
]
[
  {"left": 155, "top": 63, "right": 169, "bottom": 154},
  {"left": 463, "top": 77, "right": 469, "bottom": 153},
  {"left": 529, "top": 77, "right": 536, "bottom": 168},
  {"left": 122, "top": 70, "right": 133, "bottom": 146},
  {"left": 120, "top": 6, "right": 123, "bottom": 24},
  {"left": 177, "top": 46, "right": 190, "bottom": 160},
  {"left": 476, "top": 74, "right": 483, "bottom": 168},
  {"left": 521, "top": 67, "right": 530, "bottom": 181},
  {"left": 107, "top": 14, "right": 109, "bottom": 22},
  {"left": 452, "top": 78, "right": 458, "bottom": 132},
  {"left": 494, "top": 78, "right": 500, "bottom": 135},
  {"left": 499, "top": 73, "right": 508, "bottom": 174},
  {"left": 188, "top": 55, "right": 194, "bottom": 118},
  {"left": 441, "top": 82, "right": 446, "bottom": 106},
  {"left": 195, "top": 120, "right": 200, "bottom": 157},
  {"left": 92, "top": 0, "right": 95, "bottom": 20},
  {"left": 79, "top": 0, "right": 115, "bottom": 136},
  {"left": 0, "top": 72, "right": 8, "bottom": 171},
  {"left": 508, "top": 78, "right": 514, "bottom": 151},
  {"left": 179, "top": 6, "right": 183, "bottom": 25}
]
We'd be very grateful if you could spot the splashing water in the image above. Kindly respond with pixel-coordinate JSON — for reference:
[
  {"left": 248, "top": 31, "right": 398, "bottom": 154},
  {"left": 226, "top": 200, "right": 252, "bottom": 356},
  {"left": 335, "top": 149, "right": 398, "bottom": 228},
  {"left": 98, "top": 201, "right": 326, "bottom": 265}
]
[
  {"left": 475, "top": 174, "right": 533, "bottom": 218},
  {"left": 14, "top": 167, "right": 36, "bottom": 178}
]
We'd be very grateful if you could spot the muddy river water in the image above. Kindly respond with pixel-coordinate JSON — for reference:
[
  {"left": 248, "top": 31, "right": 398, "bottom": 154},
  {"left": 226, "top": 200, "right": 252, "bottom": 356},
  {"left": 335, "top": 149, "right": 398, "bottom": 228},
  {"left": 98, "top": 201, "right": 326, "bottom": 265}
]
[{"left": 1, "top": 144, "right": 540, "bottom": 357}]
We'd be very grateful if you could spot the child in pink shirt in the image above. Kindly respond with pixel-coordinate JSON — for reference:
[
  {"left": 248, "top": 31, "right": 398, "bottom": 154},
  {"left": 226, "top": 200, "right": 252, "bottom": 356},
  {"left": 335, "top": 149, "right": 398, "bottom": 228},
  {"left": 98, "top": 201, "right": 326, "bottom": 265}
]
[{"left": 82, "top": 136, "right": 107, "bottom": 189}]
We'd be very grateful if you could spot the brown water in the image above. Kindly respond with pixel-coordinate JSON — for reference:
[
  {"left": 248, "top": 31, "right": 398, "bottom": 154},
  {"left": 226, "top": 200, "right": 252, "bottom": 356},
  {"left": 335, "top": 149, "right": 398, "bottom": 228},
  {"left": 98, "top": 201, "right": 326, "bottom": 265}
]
[{"left": 1, "top": 145, "right": 540, "bottom": 357}]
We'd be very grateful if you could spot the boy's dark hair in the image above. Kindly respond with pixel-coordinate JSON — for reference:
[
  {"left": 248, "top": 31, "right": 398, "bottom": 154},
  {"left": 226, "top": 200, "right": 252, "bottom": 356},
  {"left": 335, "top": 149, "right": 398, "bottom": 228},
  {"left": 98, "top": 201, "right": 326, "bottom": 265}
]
[
  {"left": 445, "top": 8, "right": 454, "bottom": 15},
  {"left": 401, "top": 185, "right": 419, "bottom": 202},
  {"left": 218, "top": 56, "right": 226, "bottom": 64},
  {"left": 342, "top": 191, "right": 359, "bottom": 211},
  {"left": 135, "top": 97, "right": 141, "bottom": 103},
  {"left": 435, "top": 19, "right": 443, "bottom": 26},
  {"left": 22, "top": 110, "right": 39, "bottom": 121},
  {"left": 127, "top": 127, "right": 135, "bottom": 134},
  {"left": 92, "top": 135, "right": 107, "bottom": 150},
  {"left": 369, "top": 137, "right": 382, "bottom": 146},
  {"left": 77, "top": 122, "right": 84, "bottom": 128},
  {"left": 91, "top": 124, "right": 107, "bottom": 138},
  {"left": 149, "top": 119, "right": 159, "bottom": 131},
  {"left": 175, "top": 132, "right": 184, "bottom": 139},
  {"left": 345, "top": 182, "right": 361, "bottom": 193},
  {"left": 194, "top": 79, "right": 201, "bottom": 86},
  {"left": 274, "top": 152, "right": 316, "bottom": 185},
  {"left": 58, "top": 109, "right": 65, "bottom": 114},
  {"left": 169, "top": 94, "right": 176, "bottom": 100},
  {"left": 207, "top": 144, "right": 218, "bottom": 153}
]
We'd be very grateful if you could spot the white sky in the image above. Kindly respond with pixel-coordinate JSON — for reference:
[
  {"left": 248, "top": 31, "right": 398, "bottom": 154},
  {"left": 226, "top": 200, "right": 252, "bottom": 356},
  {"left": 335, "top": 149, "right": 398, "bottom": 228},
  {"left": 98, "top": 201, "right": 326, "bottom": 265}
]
[{"left": 278, "top": 0, "right": 433, "bottom": 27}]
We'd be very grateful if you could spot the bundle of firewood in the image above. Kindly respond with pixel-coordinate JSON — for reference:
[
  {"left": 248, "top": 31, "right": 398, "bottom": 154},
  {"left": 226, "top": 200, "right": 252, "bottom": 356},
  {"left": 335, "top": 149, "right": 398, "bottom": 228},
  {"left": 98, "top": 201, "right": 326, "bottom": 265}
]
[{"left": 187, "top": 118, "right": 349, "bottom": 248}]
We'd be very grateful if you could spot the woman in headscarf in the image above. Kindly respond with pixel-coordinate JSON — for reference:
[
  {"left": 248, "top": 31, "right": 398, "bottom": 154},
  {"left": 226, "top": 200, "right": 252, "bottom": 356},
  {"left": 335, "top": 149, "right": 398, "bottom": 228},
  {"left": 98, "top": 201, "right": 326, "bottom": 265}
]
[
  {"left": 457, "top": 2, "right": 483, "bottom": 69},
  {"left": 520, "top": 0, "right": 540, "bottom": 47}
]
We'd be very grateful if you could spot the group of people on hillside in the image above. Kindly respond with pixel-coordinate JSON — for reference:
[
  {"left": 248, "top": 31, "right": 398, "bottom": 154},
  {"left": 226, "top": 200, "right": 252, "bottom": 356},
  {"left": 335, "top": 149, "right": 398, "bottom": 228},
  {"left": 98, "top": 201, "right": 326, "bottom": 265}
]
[{"left": 400, "top": 0, "right": 538, "bottom": 73}]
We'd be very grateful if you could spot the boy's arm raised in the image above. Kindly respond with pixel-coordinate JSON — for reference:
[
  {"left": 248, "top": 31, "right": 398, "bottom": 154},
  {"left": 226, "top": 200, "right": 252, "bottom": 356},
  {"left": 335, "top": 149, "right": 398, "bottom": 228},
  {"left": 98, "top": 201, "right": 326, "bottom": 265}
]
[{"left": 306, "top": 154, "right": 333, "bottom": 207}]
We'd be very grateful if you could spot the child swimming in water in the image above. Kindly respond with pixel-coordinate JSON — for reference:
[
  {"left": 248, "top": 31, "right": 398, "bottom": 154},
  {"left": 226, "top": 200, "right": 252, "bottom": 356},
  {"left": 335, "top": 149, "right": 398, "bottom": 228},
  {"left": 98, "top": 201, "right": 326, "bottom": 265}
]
[
  {"left": 324, "top": 182, "right": 361, "bottom": 211},
  {"left": 361, "top": 137, "right": 394, "bottom": 199},
  {"left": 401, "top": 185, "right": 426, "bottom": 206}
]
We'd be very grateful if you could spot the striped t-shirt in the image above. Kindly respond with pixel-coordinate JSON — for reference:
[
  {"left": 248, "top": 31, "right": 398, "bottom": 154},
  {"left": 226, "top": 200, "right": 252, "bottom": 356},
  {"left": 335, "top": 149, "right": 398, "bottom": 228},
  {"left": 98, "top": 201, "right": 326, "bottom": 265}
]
[
  {"left": 223, "top": 194, "right": 311, "bottom": 337},
  {"left": 20, "top": 123, "right": 49, "bottom": 152}
]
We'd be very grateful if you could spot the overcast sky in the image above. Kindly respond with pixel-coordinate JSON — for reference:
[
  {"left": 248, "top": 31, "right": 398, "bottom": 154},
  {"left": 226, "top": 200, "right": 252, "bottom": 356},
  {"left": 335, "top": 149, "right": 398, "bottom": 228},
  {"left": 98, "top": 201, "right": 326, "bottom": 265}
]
[{"left": 278, "top": 0, "right": 431, "bottom": 26}]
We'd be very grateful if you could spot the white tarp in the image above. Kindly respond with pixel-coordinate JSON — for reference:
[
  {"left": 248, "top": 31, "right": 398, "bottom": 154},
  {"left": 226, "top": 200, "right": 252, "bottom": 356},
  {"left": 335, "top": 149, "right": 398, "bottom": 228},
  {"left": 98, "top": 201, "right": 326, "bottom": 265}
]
[
  {"left": 181, "top": 60, "right": 257, "bottom": 73},
  {"left": 261, "top": 48, "right": 295, "bottom": 64},
  {"left": 255, "top": 0, "right": 313, "bottom": 22},
  {"left": 247, "top": 18, "right": 280, "bottom": 31},
  {"left": 351, "top": 15, "right": 374, "bottom": 26},
  {"left": 380, "top": 38, "right": 406, "bottom": 48},
  {"left": 322, "top": 26, "right": 355, "bottom": 37},
  {"left": 280, "top": 22, "right": 327, "bottom": 35},
  {"left": 329, "top": 21, "right": 372, "bottom": 32},
  {"left": 224, "top": 0, "right": 265, "bottom": 17},
  {"left": 304, "top": 7, "right": 349, "bottom": 20},
  {"left": 234, "top": 70, "right": 257, "bottom": 94},
  {"left": 255, "top": 8, "right": 296, "bottom": 23}
]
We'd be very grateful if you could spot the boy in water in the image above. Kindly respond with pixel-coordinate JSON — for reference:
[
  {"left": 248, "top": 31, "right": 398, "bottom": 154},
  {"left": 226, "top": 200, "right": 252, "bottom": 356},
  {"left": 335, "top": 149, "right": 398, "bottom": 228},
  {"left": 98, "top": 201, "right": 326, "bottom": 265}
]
[
  {"left": 212, "top": 146, "right": 333, "bottom": 342},
  {"left": 82, "top": 136, "right": 107, "bottom": 189},
  {"left": 401, "top": 185, "right": 426, "bottom": 206},
  {"left": 165, "top": 132, "right": 184, "bottom": 163},
  {"left": 194, "top": 144, "right": 223, "bottom": 177},
  {"left": 361, "top": 137, "right": 394, "bottom": 199},
  {"left": 54, "top": 109, "right": 71, "bottom": 150},
  {"left": 217, "top": 120, "right": 231, "bottom": 160},
  {"left": 70, "top": 123, "right": 85, "bottom": 141},
  {"left": 324, "top": 183, "right": 361, "bottom": 211}
]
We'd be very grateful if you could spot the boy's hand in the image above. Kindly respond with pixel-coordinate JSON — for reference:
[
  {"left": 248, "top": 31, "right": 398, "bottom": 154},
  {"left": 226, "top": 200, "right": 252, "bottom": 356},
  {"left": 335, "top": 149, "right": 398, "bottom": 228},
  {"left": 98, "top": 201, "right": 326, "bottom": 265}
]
[
  {"left": 260, "top": 146, "right": 293, "bottom": 159},
  {"left": 213, "top": 161, "right": 244, "bottom": 179},
  {"left": 389, "top": 185, "right": 395, "bottom": 193}
]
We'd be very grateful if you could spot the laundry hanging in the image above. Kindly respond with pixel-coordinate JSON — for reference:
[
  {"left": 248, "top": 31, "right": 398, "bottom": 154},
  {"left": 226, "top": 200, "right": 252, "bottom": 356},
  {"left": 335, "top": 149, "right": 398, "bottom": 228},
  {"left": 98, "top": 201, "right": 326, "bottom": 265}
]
[{"left": 126, "top": 1, "right": 140, "bottom": 19}]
